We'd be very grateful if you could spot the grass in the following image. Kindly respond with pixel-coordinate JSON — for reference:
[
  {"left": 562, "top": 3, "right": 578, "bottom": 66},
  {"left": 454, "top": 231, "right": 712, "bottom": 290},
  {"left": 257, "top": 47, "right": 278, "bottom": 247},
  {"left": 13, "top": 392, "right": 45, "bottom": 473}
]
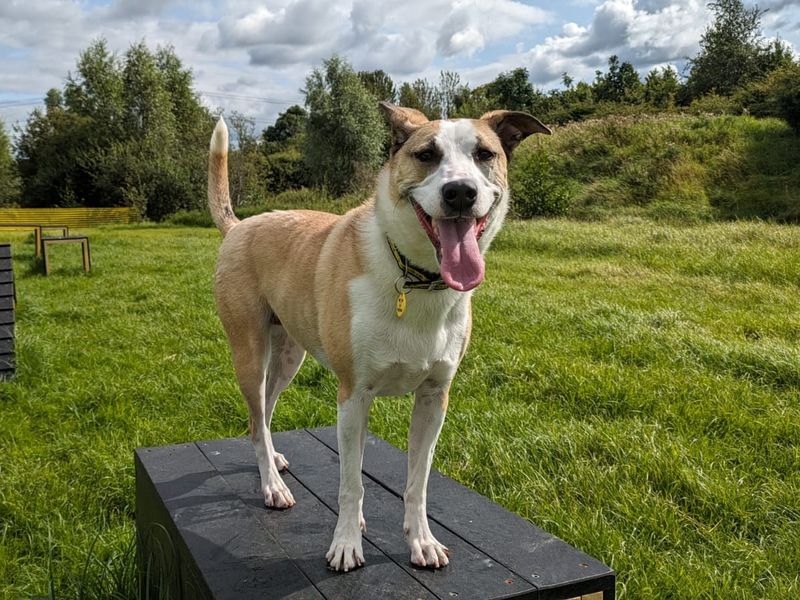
[
  {"left": 512, "top": 114, "right": 800, "bottom": 222},
  {"left": 0, "top": 217, "right": 799, "bottom": 599}
]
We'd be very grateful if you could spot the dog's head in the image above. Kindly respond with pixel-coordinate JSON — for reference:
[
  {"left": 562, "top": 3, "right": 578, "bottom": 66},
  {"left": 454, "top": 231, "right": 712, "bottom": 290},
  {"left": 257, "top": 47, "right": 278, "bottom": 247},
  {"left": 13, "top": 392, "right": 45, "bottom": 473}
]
[{"left": 377, "top": 102, "right": 551, "bottom": 292}]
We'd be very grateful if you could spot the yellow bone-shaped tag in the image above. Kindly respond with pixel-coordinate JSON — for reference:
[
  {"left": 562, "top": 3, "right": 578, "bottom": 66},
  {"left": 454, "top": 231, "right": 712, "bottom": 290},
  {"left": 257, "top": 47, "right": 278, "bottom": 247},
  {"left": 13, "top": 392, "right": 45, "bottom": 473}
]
[{"left": 396, "top": 291, "right": 407, "bottom": 318}]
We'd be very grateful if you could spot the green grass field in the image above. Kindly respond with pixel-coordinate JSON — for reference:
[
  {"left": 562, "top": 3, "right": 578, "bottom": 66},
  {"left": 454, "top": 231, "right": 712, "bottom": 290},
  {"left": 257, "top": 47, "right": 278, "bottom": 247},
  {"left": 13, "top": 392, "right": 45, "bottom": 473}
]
[{"left": 1, "top": 218, "right": 798, "bottom": 599}]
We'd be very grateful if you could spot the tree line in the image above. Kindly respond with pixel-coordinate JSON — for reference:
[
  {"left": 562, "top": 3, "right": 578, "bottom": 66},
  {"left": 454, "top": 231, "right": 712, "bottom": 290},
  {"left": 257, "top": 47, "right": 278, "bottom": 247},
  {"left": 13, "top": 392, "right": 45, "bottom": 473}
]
[{"left": 0, "top": 0, "right": 797, "bottom": 217}]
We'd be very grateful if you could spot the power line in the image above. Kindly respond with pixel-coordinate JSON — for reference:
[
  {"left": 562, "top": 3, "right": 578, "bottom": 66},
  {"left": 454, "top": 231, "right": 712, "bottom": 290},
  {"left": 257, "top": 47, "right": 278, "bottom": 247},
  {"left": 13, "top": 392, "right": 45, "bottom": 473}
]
[
  {"left": 199, "top": 90, "right": 299, "bottom": 106},
  {"left": 0, "top": 99, "right": 42, "bottom": 108}
]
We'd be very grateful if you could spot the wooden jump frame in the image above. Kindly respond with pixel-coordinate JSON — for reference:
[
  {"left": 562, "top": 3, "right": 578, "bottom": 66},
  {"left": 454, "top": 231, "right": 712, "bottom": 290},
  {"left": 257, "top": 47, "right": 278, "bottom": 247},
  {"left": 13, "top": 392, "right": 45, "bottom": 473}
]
[{"left": 42, "top": 236, "right": 91, "bottom": 275}]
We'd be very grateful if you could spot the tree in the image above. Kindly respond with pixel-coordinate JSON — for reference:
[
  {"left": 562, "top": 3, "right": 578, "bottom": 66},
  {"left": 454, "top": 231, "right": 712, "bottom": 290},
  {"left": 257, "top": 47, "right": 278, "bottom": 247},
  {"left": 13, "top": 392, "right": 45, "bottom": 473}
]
[
  {"left": 450, "top": 85, "right": 494, "bottom": 119},
  {"left": 593, "top": 55, "right": 643, "bottom": 104},
  {"left": 644, "top": 66, "right": 681, "bottom": 108},
  {"left": 358, "top": 70, "right": 397, "bottom": 103},
  {"left": 260, "top": 105, "right": 309, "bottom": 194},
  {"left": 686, "top": 0, "right": 789, "bottom": 98},
  {"left": 484, "top": 68, "right": 540, "bottom": 111},
  {"left": 15, "top": 38, "right": 212, "bottom": 218},
  {"left": 63, "top": 39, "right": 125, "bottom": 144},
  {"left": 398, "top": 79, "right": 441, "bottom": 120},
  {"left": 304, "top": 56, "right": 385, "bottom": 194},
  {"left": 438, "top": 71, "right": 462, "bottom": 119},
  {"left": 15, "top": 107, "right": 93, "bottom": 207},
  {"left": 226, "top": 111, "right": 263, "bottom": 206},
  {"left": 0, "top": 122, "right": 20, "bottom": 206},
  {"left": 263, "top": 105, "right": 307, "bottom": 146}
]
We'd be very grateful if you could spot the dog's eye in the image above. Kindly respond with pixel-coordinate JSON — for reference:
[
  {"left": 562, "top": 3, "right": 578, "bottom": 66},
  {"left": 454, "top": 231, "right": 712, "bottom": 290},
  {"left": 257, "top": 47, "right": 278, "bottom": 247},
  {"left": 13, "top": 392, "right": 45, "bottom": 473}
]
[
  {"left": 414, "top": 150, "right": 436, "bottom": 163},
  {"left": 475, "top": 149, "right": 495, "bottom": 162}
]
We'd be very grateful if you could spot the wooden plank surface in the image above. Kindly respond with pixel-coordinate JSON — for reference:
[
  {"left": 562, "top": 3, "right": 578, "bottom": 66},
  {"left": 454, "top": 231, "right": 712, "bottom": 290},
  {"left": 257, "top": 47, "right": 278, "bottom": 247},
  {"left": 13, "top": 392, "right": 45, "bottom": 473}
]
[
  {"left": 136, "top": 443, "right": 322, "bottom": 600},
  {"left": 272, "top": 429, "right": 535, "bottom": 600},
  {"left": 198, "top": 437, "right": 438, "bottom": 600},
  {"left": 137, "top": 429, "right": 615, "bottom": 600},
  {"left": 0, "top": 353, "right": 14, "bottom": 370},
  {"left": 308, "top": 427, "right": 615, "bottom": 600}
]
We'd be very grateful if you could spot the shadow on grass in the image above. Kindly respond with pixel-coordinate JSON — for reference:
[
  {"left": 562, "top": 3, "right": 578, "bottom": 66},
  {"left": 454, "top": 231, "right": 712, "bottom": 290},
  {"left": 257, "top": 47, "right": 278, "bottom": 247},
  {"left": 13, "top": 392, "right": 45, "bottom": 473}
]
[{"left": 710, "top": 121, "right": 800, "bottom": 222}]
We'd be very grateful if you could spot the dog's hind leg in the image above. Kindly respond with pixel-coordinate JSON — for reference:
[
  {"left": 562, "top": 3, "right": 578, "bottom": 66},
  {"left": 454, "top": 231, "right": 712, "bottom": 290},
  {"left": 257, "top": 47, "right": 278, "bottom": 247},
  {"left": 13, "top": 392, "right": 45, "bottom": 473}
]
[
  {"left": 221, "top": 299, "right": 297, "bottom": 509},
  {"left": 263, "top": 323, "right": 306, "bottom": 472}
]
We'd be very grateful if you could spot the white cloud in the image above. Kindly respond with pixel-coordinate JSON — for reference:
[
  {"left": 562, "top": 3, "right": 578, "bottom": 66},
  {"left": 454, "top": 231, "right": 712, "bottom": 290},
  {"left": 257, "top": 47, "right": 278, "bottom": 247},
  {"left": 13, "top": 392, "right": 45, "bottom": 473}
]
[
  {"left": 513, "top": 0, "right": 709, "bottom": 84},
  {"left": 1, "top": 0, "right": 799, "bottom": 136}
]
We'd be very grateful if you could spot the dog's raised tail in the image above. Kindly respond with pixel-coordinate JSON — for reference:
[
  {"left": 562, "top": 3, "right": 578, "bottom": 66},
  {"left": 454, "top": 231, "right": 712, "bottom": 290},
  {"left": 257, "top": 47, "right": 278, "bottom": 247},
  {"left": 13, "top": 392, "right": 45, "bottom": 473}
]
[{"left": 208, "top": 117, "right": 239, "bottom": 237}]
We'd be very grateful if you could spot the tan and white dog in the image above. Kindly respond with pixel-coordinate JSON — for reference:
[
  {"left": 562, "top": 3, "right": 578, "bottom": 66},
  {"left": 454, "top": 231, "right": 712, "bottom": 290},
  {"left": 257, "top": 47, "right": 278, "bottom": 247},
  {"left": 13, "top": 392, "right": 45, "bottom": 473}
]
[{"left": 207, "top": 103, "right": 550, "bottom": 572}]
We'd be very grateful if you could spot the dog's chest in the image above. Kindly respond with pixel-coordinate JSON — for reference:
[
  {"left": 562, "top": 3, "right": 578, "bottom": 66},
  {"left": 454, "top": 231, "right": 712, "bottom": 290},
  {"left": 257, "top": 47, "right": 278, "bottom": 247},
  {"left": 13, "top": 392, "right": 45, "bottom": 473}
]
[{"left": 348, "top": 276, "right": 469, "bottom": 396}]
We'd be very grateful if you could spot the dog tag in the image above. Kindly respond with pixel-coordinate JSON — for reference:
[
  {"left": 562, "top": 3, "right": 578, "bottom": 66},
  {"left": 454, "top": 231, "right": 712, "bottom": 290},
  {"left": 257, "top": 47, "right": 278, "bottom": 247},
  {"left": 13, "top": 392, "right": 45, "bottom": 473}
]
[{"left": 396, "top": 292, "right": 407, "bottom": 318}]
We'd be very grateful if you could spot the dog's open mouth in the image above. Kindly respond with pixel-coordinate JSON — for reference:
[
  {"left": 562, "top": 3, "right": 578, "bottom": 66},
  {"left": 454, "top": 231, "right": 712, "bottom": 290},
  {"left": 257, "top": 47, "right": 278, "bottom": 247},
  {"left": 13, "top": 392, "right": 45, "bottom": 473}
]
[{"left": 412, "top": 201, "right": 490, "bottom": 292}]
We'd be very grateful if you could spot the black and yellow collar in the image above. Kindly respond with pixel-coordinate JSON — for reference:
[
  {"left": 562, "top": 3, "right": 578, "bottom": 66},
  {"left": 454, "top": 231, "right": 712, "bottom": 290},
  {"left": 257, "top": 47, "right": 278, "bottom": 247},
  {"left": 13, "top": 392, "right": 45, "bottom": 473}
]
[{"left": 386, "top": 236, "right": 448, "bottom": 291}]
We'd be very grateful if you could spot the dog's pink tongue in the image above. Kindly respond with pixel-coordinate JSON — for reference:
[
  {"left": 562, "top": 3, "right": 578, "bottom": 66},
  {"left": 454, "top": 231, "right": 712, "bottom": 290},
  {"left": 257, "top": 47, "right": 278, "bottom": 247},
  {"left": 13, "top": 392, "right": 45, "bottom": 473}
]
[{"left": 437, "top": 218, "right": 484, "bottom": 291}]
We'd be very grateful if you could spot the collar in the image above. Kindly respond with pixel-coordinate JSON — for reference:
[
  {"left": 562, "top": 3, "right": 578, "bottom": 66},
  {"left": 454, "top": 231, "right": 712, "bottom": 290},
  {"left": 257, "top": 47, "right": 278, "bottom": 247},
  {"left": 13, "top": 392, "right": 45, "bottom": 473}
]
[{"left": 386, "top": 236, "right": 449, "bottom": 291}]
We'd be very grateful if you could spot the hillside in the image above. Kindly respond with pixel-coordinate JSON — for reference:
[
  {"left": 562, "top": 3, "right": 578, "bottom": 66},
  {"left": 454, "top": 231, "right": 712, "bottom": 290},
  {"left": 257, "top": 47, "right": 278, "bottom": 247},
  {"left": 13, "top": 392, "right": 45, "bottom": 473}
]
[{"left": 512, "top": 114, "right": 800, "bottom": 223}]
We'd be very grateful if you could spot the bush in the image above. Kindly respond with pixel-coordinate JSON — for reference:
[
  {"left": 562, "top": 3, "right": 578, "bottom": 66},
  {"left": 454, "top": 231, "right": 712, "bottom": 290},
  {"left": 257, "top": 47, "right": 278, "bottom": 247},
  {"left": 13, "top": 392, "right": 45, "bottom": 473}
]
[
  {"left": 739, "top": 63, "right": 800, "bottom": 133},
  {"left": 687, "top": 93, "right": 742, "bottom": 115},
  {"left": 509, "top": 144, "right": 573, "bottom": 218},
  {"left": 263, "top": 148, "right": 308, "bottom": 193},
  {"left": 166, "top": 209, "right": 214, "bottom": 227},
  {"left": 770, "top": 64, "right": 800, "bottom": 133}
]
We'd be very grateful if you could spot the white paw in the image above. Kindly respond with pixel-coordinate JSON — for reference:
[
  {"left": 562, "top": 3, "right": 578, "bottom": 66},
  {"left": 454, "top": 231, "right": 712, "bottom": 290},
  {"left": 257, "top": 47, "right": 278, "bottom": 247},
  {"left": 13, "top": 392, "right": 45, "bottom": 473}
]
[
  {"left": 326, "top": 534, "right": 364, "bottom": 572},
  {"left": 408, "top": 534, "right": 449, "bottom": 569},
  {"left": 273, "top": 451, "right": 289, "bottom": 472},
  {"left": 262, "top": 475, "right": 295, "bottom": 509}
]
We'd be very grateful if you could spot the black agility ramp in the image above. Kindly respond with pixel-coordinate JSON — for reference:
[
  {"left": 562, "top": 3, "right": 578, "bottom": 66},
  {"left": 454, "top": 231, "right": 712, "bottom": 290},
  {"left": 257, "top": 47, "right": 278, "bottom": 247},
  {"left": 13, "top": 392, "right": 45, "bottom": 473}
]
[{"left": 135, "top": 426, "right": 615, "bottom": 600}]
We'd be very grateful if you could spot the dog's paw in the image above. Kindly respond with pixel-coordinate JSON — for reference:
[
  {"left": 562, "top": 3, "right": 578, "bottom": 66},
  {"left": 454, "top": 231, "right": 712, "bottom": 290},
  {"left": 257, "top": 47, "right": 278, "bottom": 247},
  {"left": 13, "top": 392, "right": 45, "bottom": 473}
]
[
  {"left": 408, "top": 534, "right": 450, "bottom": 569},
  {"left": 273, "top": 451, "right": 289, "bottom": 472},
  {"left": 326, "top": 536, "right": 364, "bottom": 572},
  {"left": 262, "top": 476, "right": 295, "bottom": 509}
]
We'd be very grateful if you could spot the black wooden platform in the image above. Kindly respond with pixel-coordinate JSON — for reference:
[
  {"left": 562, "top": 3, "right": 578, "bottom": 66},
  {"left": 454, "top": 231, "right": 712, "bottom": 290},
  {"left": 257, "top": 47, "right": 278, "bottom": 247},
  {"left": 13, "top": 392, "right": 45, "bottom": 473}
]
[
  {"left": 0, "top": 244, "right": 15, "bottom": 379},
  {"left": 136, "top": 427, "right": 615, "bottom": 600}
]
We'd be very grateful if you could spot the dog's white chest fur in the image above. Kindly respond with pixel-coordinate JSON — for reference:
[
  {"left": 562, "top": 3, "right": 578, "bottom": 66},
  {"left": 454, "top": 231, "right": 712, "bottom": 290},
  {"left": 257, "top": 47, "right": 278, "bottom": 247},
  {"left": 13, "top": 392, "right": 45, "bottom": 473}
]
[{"left": 348, "top": 275, "right": 469, "bottom": 396}]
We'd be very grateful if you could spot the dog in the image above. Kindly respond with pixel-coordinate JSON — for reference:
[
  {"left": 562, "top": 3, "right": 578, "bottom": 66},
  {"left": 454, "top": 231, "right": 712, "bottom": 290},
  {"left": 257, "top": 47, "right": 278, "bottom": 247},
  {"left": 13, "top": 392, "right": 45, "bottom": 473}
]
[{"left": 207, "top": 102, "right": 550, "bottom": 572}]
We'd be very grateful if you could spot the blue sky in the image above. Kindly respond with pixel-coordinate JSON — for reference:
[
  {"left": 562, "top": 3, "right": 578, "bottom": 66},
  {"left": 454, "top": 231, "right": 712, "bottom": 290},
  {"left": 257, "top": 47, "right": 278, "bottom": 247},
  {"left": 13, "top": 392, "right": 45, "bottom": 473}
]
[{"left": 1, "top": 0, "right": 798, "bottom": 134}]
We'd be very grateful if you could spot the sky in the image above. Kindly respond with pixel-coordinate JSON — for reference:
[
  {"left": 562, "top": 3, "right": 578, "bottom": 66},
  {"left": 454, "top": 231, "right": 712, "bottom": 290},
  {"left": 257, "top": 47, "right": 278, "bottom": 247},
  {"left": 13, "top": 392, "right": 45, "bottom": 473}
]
[{"left": 1, "top": 0, "right": 798, "bottom": 135}]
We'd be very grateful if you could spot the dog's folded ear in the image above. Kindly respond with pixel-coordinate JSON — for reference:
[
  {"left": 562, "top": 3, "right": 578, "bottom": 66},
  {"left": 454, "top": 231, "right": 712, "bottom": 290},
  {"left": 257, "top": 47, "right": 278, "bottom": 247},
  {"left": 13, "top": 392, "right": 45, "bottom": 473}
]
[
  {"left": 480, "top": 111, "right": 551, "bottom": 158},
  {"left": 379, "top": 102, "right": 429, "bottom": 154}
]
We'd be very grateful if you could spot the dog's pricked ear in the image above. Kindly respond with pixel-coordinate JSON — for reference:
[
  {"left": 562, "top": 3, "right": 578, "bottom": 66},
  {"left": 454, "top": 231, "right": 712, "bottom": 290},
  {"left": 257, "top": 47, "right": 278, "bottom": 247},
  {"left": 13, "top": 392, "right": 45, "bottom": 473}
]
[
  {"left": 379, "top": 102, "right": 429, "bottom": 154},
  {"left": 481, "top": 110, "right": 551, "bottom": 158}
]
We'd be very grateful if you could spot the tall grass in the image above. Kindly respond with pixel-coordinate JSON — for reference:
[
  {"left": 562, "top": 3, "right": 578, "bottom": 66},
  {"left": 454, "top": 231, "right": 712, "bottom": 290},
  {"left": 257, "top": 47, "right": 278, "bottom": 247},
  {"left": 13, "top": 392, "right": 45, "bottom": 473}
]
[
  {"left": 0, "top": 218, "right": 798, "bottom": 599},
  {"left": 512, "top": 114, "right": 800, "bottom": 222}
]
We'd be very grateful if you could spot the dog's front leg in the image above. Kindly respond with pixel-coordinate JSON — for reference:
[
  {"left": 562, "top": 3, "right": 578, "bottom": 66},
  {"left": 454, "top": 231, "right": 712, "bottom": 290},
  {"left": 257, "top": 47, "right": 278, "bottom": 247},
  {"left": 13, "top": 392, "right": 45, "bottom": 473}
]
[
  {"left": 404, "top": 380, "right": 450, "bottom": 568},
  {"left": 326, "top": 388, "right": 373, "bottom": 572}
]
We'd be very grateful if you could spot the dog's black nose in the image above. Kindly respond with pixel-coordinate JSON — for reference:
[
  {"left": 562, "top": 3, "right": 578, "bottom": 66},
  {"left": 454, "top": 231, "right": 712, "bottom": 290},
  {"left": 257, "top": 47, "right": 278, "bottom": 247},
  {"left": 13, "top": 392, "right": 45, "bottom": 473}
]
[{"left": 441, "top": 180, "right": 478, "bottom": 214}]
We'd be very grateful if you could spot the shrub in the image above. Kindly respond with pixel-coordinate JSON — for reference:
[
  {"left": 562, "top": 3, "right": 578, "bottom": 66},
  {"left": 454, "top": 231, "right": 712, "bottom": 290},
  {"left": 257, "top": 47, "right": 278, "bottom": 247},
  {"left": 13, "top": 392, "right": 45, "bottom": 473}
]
[
  {"left": 263, "top": 148, "right": 309, "bottom": 193},
  {"left": 687, "top": 93, "right": 742, "bottom": 115},
  {"left": 740, "top": 63, "right": 800, "bottom": 133},
  {"left": 509, "top": 144, "right": 573, "bottom": 218}
]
